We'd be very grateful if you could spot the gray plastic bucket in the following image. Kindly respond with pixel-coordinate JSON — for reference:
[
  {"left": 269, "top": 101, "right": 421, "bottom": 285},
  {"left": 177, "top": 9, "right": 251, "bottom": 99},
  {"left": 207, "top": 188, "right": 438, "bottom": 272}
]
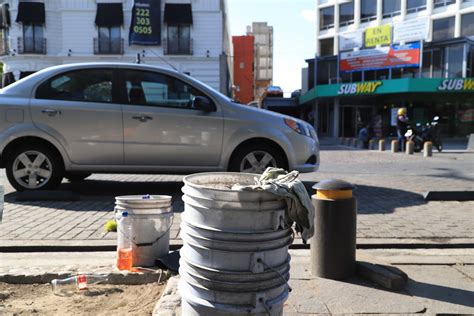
[
  {"left": 181, "top": 220, "right": 291, "bottom": 242},
  {"left": 115, "top": 195, "right": 173, "bottom": 267},
  {"left": 181, "top": 224, "right": 293, "bottom": 252},
  {"left": 179, "top": 254, "right": 291, "bottom": 283},
  {"left": 180, "top": 172, "right": 291, "bottom": 314},
  {"left": 178, "top": 279, "right": 288, "bottom": 316}
]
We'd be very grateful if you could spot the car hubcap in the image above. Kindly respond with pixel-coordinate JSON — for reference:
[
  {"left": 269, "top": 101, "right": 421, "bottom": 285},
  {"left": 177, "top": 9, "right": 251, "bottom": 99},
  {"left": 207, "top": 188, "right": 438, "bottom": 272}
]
[
  {"left": 12, "top": 151, "right": 52, "bottom": 189},
  {"left": 240, "top": 151, "right": 277, "bottom": 173}
]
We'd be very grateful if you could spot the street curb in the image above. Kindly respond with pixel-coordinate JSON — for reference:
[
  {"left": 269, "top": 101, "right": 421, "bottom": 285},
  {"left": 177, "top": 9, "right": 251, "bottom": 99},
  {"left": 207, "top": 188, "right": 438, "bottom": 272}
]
[
  {"left": 1, "top": 238, "right": 474, "bottom": 252},
  {"left": 153, "top": 276, "right": 181, "bottom": 316},
  {"left": 0, "top": 269, "right": 173, "bottom": 285},
  {"left": 424, "top": 191, "right": 474, "bottom": 201}
]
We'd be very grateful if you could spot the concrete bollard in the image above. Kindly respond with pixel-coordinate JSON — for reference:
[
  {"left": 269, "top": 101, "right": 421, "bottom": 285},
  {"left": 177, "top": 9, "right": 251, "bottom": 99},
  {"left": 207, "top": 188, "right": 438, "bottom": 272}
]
[
  {"left": 352, "top": 138, "right": 359, "bottom": 148},
  {"left": 311, "top": 180, "right": 357, "bottom": 280},
  {"left": 424, "top": 141, "right": 433, "bottom": 157},
  {"left": 391, "top": 140, "right": 399, "bottom": 153},
  {"left": 379, "top": 139, "right": 385, "bottom": 151},
  {"left": 368, "top": 139, "right": 375, "bottom": 150},
  {"left": 406, "top": 141, "right": 414, "bottom": 155}
]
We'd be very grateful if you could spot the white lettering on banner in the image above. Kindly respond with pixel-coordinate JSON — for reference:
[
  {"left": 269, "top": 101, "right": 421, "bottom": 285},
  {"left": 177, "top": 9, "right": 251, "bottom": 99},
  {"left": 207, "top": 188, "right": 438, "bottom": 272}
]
[{"left": 393, "top": 17, "right": 429, "bottom": 43}]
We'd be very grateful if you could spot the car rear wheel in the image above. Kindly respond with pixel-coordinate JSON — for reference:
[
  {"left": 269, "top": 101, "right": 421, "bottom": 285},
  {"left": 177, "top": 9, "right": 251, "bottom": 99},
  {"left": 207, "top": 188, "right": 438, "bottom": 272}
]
[
  {"left": 229, "top": 144, "right": 287, "bottom": 173},
  {"left": 6, "top": 145, "right": 64, "bottom": 191}
]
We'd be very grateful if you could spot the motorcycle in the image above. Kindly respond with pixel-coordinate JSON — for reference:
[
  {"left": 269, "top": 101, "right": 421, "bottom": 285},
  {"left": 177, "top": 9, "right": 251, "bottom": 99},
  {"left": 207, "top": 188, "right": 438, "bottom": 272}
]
[
  {"left": 404, "top": 123, "right": 424, "bottom": 152},
  {"left": 422, "top": 116, "right": 443, "bottom": 152},
  {"left": 405, "top": 116, "right": 443, "bottom": 153}
]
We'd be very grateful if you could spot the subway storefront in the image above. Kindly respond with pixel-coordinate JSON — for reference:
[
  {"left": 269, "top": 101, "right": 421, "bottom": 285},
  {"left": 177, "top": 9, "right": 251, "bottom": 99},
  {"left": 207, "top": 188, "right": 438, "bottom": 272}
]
[{"left": 300, "top": 78, "right": 474, "bottom": 138}]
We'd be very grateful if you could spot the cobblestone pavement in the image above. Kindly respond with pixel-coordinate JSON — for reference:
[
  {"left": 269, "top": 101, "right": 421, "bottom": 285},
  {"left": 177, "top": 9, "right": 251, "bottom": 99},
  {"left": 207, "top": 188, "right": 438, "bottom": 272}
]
[{"left": 0, "top": 144, "right": 473, "bottom": 246}]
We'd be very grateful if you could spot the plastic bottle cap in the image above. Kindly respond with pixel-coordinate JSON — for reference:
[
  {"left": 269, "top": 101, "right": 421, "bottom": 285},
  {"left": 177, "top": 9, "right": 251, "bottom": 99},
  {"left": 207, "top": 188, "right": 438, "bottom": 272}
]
[
  {"left": 122, "top": 211, "right": 129, "bottom": 217},
  {"left": 142, "top": 194, "right": 151, "bottom": 199}
]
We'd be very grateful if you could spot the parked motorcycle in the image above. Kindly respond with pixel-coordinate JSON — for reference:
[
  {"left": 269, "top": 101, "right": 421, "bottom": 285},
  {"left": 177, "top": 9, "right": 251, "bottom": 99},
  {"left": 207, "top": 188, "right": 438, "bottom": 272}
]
[
  {"left": 422, "top": 116, "right": 443, "bottom": 152},
  {"left": 405, "top": 116, "right": 443, "bottom": 153}
]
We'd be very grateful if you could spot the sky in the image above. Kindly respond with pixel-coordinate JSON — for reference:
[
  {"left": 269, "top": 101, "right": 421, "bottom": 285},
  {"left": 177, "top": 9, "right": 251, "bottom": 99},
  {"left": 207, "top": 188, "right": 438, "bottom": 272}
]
[{"left": 227, "top": 0, "right": 316, "bottom": 96}]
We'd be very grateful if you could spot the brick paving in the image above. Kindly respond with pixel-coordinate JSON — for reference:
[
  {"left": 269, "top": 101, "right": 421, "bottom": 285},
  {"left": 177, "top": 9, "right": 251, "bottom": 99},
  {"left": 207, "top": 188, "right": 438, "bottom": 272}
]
[{"left": 0, "top": 144, "right": 473, "bottom": 246}]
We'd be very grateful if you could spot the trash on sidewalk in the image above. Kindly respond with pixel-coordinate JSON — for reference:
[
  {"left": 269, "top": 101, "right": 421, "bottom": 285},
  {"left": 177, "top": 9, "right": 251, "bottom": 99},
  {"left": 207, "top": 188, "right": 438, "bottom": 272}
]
[{"left": 51, "top": 274, "right": 109, "bottom": 296}]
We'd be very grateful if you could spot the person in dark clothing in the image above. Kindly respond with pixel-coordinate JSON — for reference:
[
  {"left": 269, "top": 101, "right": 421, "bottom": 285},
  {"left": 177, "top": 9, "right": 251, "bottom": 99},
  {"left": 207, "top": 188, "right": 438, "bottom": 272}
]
[
  {"left": 396, "top": 108, "right": 408, "bottom": 151},
  {"left": 358, "top": 124, "right": 371, "bottom": 149}
]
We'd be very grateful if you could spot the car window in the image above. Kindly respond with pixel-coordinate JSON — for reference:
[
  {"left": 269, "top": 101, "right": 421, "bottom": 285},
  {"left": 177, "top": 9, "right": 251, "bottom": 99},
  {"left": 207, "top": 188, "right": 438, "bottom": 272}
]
[
  {"left": 122, "top": 69, "right": 208, "bottom": 109},
  {"left": 36, "top": 69, "right": 113, "bottom": 103}
]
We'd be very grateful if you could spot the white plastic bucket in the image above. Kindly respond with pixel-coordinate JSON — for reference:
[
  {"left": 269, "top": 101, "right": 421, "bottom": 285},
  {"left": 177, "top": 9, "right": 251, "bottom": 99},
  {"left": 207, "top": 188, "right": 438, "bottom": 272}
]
[{"left": 115, "top": 195, "right": 173, "bottom": 267}]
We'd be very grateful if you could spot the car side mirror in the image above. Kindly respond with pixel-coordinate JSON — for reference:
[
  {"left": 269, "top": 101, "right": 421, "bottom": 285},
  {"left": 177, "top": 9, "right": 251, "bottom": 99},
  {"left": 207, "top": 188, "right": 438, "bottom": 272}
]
[{"left": 193, "top": 96, "right": 216, "bottom": 112}]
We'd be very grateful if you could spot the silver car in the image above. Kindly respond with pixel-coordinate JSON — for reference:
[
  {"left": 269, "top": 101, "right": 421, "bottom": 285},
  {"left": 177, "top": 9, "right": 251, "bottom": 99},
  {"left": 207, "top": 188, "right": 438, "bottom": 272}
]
[{"left": 0, "top": 63, "right": 319, "bottom": 191}]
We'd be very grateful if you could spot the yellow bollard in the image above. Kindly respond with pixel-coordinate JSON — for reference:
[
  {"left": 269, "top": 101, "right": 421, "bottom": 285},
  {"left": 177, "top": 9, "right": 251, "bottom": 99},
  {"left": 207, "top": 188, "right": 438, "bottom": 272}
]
[
  {"left": 379, "top": 139, "right": 386, "bottom": 151},
  {"left": 406, "top": 141, "right": 414, "bottom": 155},
  {"left": 391, "top": 140, "right": 399, "bottom": 153},
  {"left": 424, "top": 141, "right": 433, "bottom": 157},
  {"left": 368, "top": 139, "right": 375, "bottom": 150}
]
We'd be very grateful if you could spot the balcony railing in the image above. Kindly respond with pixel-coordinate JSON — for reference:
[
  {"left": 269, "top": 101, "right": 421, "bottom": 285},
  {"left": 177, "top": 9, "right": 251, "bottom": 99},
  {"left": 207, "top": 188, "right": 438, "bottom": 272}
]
[
  {"left": 17, "top": 37, "right": 46, "bottom": 54},
  {"left": 93, "top": 38, "right": 124, "bottom": 55},
  {"left": 407, "top": 5, "right": 427, "bottom": 14},
  {"left": 163, "top": 38, "right": 193, "bottom": 55}
]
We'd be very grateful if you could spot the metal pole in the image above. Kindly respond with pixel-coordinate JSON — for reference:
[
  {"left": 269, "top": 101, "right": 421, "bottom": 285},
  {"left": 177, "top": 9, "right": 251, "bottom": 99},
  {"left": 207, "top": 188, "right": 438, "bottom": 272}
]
[{"left": 418, "top": 40, "right": 423, "bottom": 78}]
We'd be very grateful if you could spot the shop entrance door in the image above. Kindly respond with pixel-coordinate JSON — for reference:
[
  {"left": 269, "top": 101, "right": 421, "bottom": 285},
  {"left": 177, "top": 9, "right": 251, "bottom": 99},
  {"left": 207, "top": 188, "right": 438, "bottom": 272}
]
[{"left": 340, "top": 106, "right": 373, "bottom": 137}]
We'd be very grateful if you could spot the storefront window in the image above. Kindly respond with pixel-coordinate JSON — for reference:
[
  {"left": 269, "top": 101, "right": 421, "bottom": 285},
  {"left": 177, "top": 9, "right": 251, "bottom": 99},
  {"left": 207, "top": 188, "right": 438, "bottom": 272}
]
[
  {"left": 407, "top": 0, "right": 426, "bottom": 14},
  {"left": 446, "top": 44, "right": 464, "bottom": 78},
  {"left": 461, "top": 13, "right": 474, "bottom": 37},
  {"left": 468, "top": 45, "right": 474, "bottom": 77},
  {"left": 320, "top": 6, "right": 335, "bottom": 30},
  {"left": 316, "top": 58, "right": 337, "bottom": 84},
  {"left": 352, "top": 71, "right": 362, "bottom": 82},
  {"left": 361, "top": 0, "right": 377, "bottom": 23},
  {"left": 339, "top": 2, "right": 354, "bottom": 27},
  {"left": 376, "top": 69, "right": 389, "bottom": 80},
  {"left": 422, "top": 49, "right": 443, "bottom": 78},
  {"left": 364, "top": 70, "right": 376, "bottom": 81},
  {"left": 383, "top": 0, "right": 401, "bottom": 18},
  {"left": 432, "top": 17, "right": 455, "bottom": 41},
  {"left": 319, "top": 38, "right": 334, "bottom": 56},
  {"left": 391, "top": 68, "right": 402, "bottom": 79}
]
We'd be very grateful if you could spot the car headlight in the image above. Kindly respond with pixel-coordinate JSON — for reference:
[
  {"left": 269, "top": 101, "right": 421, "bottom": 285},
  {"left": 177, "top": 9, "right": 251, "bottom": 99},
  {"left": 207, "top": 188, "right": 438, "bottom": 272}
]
[{"left": 284, "top": 118, "right": 312, "bottom": 138}]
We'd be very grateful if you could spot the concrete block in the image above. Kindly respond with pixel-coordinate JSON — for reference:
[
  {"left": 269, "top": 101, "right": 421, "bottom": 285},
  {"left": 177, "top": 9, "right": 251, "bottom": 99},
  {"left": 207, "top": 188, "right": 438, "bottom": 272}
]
[{"left": 356, "top": 261, "right": 408, "bottom": 291}]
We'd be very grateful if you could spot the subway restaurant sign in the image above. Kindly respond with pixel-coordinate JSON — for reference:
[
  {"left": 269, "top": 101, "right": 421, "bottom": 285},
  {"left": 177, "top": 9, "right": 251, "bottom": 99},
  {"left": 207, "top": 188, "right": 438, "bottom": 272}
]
[
  {"left": 338, "top": 81, "right": 383, "bottom": 95},
  {"left": 299, "top": 78, "right": 474, "bottom": 104},
  {"left": 438, "top": 79, "right": 474, "bottom": 91},
  {"left": 365, "top": 24, "right": 392, "bottom": 47}
]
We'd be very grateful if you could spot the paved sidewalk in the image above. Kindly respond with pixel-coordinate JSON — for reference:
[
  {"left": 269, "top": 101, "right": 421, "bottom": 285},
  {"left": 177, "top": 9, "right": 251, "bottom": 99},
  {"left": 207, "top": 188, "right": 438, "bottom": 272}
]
[
  {"left": 1, "top": 249, "right": 473, "bottom": 315},
  {"left": 1, "top": 146, "right": 473, "bottom": 248}
]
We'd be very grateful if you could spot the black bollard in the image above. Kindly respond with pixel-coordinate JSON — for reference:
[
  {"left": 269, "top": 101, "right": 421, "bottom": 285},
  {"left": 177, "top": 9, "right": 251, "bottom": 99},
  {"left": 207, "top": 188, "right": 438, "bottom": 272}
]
[{"left": 311, "top": 179, "right": 357, "bottom": 280}]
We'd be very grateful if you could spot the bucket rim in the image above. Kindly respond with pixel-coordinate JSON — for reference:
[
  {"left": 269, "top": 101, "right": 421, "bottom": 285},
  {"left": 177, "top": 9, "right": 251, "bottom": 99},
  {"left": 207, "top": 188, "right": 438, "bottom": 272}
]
[
  {"left": 181, "top": 234, "right": 293, "bottom": 253},
  {"left": 181, "top": 219, "right": 291, "bottom": 236},
  {"left": 115, "top": 194, "right": 172, "bottom": 203},
  {"left": 183, "top": 172, "right": 261, "bottom": 192},
  {"left": 182, "top": 195, "right": 286, "bottom": 213},
  {"left": 180, "top": 253, "right": 292, "bottom": 275},
  {"left": 180, "top": 223, "right": 293, "bottom": 244}
]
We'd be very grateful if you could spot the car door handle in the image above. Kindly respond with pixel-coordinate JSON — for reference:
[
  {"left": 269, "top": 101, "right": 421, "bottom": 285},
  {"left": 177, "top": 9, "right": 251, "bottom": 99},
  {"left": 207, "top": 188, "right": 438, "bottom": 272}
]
[
  {"left": 41, "top": 109, "right": 61, "bottom": 116},
  {"left": 132, "top": 115, "right": 153, "bottom": 122}
]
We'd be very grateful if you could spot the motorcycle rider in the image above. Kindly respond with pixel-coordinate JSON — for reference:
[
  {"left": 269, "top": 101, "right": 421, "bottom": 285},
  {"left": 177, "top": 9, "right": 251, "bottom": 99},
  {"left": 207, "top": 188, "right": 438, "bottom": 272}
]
[{"left": 396, "top": 108, "right": 409, "bottom": 152}]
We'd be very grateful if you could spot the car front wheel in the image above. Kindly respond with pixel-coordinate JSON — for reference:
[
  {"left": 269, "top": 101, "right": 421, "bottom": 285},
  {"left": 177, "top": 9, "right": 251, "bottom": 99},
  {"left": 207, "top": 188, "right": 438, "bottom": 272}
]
[
  {"left": 229, "top": 144, "right": 287, "bottom": 174},
  {"left": 6, "top": 145, "right": 64, "bottom": 191}
]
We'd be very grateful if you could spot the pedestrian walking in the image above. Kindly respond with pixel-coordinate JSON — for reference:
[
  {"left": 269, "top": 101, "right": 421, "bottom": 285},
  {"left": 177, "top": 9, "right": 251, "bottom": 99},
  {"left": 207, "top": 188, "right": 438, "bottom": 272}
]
[{"left": 396, "top": 108, "right": 408, "bottom": 152}]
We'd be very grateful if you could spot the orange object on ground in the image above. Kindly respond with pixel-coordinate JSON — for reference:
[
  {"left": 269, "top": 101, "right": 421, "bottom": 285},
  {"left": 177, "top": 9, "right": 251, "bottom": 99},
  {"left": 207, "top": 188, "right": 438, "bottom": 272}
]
[{"left": 117, "top": 247, "right": 133, "bottom": 271}]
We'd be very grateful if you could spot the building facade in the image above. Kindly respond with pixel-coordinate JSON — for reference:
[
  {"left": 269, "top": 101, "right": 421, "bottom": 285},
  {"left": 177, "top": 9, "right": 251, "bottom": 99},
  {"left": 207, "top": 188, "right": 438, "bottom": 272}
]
[
  {"left": 247, "top": 22, "right": 273, "bottom": 102},
  {"left": 301, "top": 0, "right": 474, "bottom": 138},
  {"left": 0, "top": 0, "right": 233, "bottom": 95},
  {"left": 232, "top": 35, "right": 254, "bottom": 104}
]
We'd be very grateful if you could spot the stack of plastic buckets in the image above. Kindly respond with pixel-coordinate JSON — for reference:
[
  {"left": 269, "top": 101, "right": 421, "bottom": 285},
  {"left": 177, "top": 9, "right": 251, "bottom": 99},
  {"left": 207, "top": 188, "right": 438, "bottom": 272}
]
[
  {"left": 115, "top": 195, "right": 173, "bottom": 267},
  {"left": 179, "top": 173, "right": 292, "bottom": 316}
]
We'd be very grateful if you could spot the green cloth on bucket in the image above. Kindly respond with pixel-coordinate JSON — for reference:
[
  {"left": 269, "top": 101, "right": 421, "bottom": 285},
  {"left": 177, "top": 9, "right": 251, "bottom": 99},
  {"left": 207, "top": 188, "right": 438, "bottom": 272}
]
[{"left": 232, "top": 168, "right": 314, "bottom": 243}]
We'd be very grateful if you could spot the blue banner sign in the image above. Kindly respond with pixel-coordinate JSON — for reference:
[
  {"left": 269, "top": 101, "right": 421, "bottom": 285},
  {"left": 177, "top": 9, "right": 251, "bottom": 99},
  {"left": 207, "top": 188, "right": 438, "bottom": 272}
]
[{"left": 129, "top": 0, "right": 161, "bottom": 45}]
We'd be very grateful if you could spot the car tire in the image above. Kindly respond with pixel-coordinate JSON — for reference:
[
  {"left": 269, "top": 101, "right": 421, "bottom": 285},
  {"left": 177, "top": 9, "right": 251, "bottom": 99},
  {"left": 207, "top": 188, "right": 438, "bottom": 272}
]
[
  {"left": 6, "top": 144, "right": 64, "bottom": 191},
  {"left": 65, "top": 172, "right": 91, "bottom": 182},
  {"left": 229, "top": 143, "right": 287, "bottom": 173}
]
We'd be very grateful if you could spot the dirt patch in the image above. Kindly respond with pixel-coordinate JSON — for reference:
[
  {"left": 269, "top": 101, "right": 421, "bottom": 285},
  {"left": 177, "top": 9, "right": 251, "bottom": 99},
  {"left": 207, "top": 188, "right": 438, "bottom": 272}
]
[{"left": 0, "top": 282, "right": 164, "bottom": 315}]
